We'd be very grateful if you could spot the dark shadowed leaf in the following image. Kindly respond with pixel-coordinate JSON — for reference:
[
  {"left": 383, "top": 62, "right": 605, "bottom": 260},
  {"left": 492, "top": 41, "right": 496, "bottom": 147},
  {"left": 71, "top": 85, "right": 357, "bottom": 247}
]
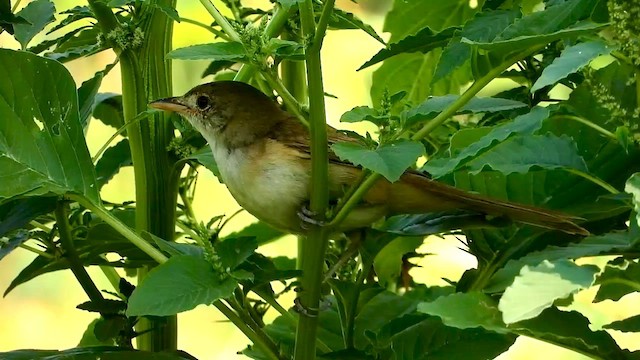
[
  {"left": 0, "top": 347, "right": 197, "bottom": 360},
  {"left": 0, "top": 196, "right": 56, "bottom": 237},
  {"left": 92, "top": 93, "right": 124, "bottom": 130},
  {"left": 594, "top": 259, "right": 640, "bottom": 302},
  {"left": 95, "top": 139, "right": 132, "bottom": 189},
  {"left": 359, "top": 26, "right": 457, "bottom": 70},
  {"left": 127, "top": 255, "right": 237, "bottom": 316},
  {"left": 331, "top": 141, "right": 424, "bottom": 182},
  {"left": 77, "top": 318, "right": 116, "bottom": 347},
  {"left": 499, "top": 260, "right": 598, "bottom": 324},
  {"left": 0, "top": 49, "right": 99, "bottom": 204},
  {"left": 0, "top": 230, "right": 30, "bottom": 261},
  {"left": 188, "top": 147, "right": 220, "bottom": 179},
  {"left": 13, "top": 0, "right": 55, "bottom": 49},
  {"left": 215, "top": 236, "right": 258, "bottom": 270},
  {"left": 604, "top": 315, "right": 640, "bottom": 333},
  {"left": 329, "top": 7, "right": 385, "bottom": 45}
]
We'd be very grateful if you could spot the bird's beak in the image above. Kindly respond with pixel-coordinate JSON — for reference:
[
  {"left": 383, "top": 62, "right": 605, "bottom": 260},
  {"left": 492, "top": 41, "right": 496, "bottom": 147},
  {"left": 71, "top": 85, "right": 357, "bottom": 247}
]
[{"left": 149, "top": 97, "right": 189, "bottom": 114}]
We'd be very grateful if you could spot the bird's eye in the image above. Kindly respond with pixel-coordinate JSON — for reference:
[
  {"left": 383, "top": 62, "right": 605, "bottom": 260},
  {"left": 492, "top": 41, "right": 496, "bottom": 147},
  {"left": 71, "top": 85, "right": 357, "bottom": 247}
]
[{"left": 196, "top": 96, "right": 210, "bottom": 110}]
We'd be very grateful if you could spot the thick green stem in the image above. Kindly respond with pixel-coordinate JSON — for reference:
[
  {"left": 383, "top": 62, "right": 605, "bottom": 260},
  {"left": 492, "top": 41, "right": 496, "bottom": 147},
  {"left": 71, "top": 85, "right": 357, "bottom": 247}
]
[
  {"left": 293, "top": 1, "right": 334, "bottom": 360},
  {"left": 55, "top": 202, "right": 105, "bottom": 305}
]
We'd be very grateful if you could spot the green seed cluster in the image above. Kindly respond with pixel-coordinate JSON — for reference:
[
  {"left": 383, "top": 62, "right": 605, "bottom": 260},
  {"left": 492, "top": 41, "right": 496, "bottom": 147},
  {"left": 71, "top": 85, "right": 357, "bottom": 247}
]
[
  {"left": 608, "top": 0, "right": 640, "bottom": 65},
  {"left": 107, "top": 23, "right": 145, "bottom": 51}
]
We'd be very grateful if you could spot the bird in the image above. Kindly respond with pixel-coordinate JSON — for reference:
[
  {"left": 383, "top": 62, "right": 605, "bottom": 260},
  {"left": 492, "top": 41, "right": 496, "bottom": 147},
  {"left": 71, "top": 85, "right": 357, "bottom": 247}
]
[{"left": 150, "top": 80, "right": 588, "bottom": 236}]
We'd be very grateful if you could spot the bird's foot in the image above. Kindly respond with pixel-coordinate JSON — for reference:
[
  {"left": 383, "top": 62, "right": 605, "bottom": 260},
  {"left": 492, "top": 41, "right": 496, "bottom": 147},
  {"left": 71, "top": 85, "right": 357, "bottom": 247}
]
[
  {"left": 293, "top": 297, "right": 332, "bottom": 318},
  {"left": 297, "top": 204, "right": 326, "bottom": 229}
]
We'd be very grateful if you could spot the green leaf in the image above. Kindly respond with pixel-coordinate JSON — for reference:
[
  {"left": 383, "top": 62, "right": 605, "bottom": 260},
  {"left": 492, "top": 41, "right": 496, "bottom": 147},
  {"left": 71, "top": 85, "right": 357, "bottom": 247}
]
[
  {"left": 513, "top": 308, "right": 631, "bottom": 360},
  {"left": 604, "top": 314, "right": 640, "bottom": 333},
  {"left": 167, "top": 42, "right": 247, "bottom": 61},
  {"left": 0, "top": 197, "right": 56, "bottom": 237},
  {"left": 433, "top": 9, "right": 521, "bottom": 83},
  {"left": 371, "top": 0, "right": 479, "bottom": 112},
  {"left": 380, "top": 211, "right": 508, "bottom": 236},
  {"left": 405, "top": 94, "right": 528, "bottom": 125},
  {"left": 77, "top": 318, "right": 116, "bottom": 347},
  {"left": 95, "top": 139, "right": 132, "bottom": 189},
  {"left": 625, "top": 173, "right": 640, "bottom": 228},
  {"left": 418, "top": 292, "right": 507, "bottom": 333},
  {"left": 149, "top": 3, "right": 180, "bottom": 23},
  {"left": 46, "top": 28, "right": 105, "bottom": 63},
  {"left": 223, "top": 221, "right": 285, "bottom": 246},
  {"left": 0, "top": 49, "right": 100, "bottom": 205},
  {"left": 187, "top": 147, "right": 220, "bottom": 179},
  {"left": 127, "top": 255, "right": 237, "bottom": 316},
  {"left": 339, "top": 106, "right": 383, "bottom": 125},
  {"left": 214, "top": 236, "right": 258, "bottom": 270},
  {"left": 358, "top": 26, "right": 457, "bottom": 70},
  {"left": 92, "top": 93, "right": 124, "bottom": 130},
  {"left": 329, "top": 7, "right": 385, "bottom": 45},
  {"left": 459, "top": 134, "right": 588, "bottom": 175},
  {"left": 423, "top": 107, "right": 549, "bottom": 177},
  {"left": 463, "top": 20, "right": 606, "bottom": 53},
  {"left": 145, "top": 232, "right": 204, "bottom": 258},
  {"left": 13, "top": 0, "right": 55, "bottom": 49},
  {"left": 372, "top": 314, "right": 515, "bottom": 360},
  {"left": 77, "top": 69, "right": 105, "bottom": 127},
  {"left": 331, "top": 141, "right": 424, "bottom": 182},
  {"left": 594, "top": 259, "right": 640, "bottom": 302},
  {"left": 498, "top": 260, "right": 598, "bottom": 324},
  {"left": 275, "top": 0, "right": 303, "bottom": 9},
  {"left": 373, "top": 236, "right": 423, "bottom": 287},
  {"left": 531, "top": 41, "right": 615, "bottom": 92},
  {"left": 0, "top": 230, "right": 30, "bottom": 261}
]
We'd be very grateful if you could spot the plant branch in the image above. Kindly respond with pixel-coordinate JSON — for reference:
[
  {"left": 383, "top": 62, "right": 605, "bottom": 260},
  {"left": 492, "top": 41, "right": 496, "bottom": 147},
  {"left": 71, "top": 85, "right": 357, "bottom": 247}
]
[
  {"left": 55, "top": 202, "right": 105, "bottom": 305},
  {"left": 551, "top": 115, "right": 616, "bottom": 140},
  {"left": 213, "top": 301, "right": 282, "bottom": 360},
  {"left": 564, "top": 168, "right": 619, "bottom": 194},
  {"left": 67, "top": 194, "right": 168, "bottom": 264},
  {"left": 198, "top": 0, "right": 241, "bottom": 42},
  {"left": 179, "top": 17, "right": 231, "bottom": 40},
  {"left": 262, "top": 70, "right": 309, "bottom": 127}
]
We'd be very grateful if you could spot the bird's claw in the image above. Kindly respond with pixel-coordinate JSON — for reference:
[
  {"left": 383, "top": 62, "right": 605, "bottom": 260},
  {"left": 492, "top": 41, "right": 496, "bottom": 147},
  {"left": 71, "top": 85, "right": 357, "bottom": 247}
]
[{"left": 297, "top": 205, "right": 326, "bottom": 229}]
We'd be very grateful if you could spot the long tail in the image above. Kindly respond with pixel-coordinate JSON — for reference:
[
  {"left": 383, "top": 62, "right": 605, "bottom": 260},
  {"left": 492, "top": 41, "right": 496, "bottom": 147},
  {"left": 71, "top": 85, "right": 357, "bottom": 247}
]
[{"left": 391, "top": 173, "right": 589, "bottom": 236}]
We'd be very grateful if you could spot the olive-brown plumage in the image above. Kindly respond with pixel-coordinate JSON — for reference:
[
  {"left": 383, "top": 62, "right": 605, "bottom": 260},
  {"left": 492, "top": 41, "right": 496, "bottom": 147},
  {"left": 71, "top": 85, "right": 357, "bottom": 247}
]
[{"left": 151, "top": 81, "right": 588, "bottom": 236}]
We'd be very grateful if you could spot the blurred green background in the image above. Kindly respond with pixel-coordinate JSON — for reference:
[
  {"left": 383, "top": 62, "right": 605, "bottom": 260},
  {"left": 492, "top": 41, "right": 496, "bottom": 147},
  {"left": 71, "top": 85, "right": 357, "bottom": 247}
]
[{"left": 0, "top": 1, "right": 638, "bottom": 359}]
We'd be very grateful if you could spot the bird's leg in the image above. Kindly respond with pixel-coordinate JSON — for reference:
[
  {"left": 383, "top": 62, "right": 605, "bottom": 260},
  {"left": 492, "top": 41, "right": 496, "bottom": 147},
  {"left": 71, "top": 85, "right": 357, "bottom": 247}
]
[{"left": 297, "top": 202, "right": 327, "bottom": 229}]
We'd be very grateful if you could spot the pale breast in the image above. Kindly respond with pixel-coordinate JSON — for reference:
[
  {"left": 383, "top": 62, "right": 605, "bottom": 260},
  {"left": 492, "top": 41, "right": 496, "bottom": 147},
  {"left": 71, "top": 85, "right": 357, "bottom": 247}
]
[{"left": 209, "top": 138, "right": 310, "bottom": 232}]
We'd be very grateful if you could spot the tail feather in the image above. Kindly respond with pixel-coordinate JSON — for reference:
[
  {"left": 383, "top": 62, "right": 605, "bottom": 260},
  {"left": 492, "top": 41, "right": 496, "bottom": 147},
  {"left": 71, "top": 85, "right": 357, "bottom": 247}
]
[{"left": 394, "top": 173, "right": 589, "bottom": 236}]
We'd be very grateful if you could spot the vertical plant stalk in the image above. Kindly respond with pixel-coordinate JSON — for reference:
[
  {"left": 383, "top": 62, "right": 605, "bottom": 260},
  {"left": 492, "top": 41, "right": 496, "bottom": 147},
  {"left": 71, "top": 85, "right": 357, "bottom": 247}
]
[
  {"left": 134, "top": 0, "right": 179, "bottom": 352},
  {"left": 294, "top": 1, "right": 335, "bottom": 360},
  {"left": 88, "top": 0, "right": 179, "bottom": 351}
]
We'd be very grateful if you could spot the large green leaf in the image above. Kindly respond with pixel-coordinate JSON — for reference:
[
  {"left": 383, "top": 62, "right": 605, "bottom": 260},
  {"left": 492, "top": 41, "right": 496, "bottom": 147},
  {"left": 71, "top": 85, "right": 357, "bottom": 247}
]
[
  {"left": 0, "top": 49, "right": 99, "bottom": 204},
  {"left": 127, "top": 255, "right": 238, "bottom": 316},
  {"left": 371, "top": 314, "right": 515, "bottom": 360},
  {"left": 13, "top": 0, "right": 55, "bottom": 49},
  {"left": 223, "top": 221, "right": 285, "bottom": 246},
  {"left": 531, "top": 40, "right": 615, "bottom": 92},
  {"left": 498, "top": 260, "right": 598, "bottom": 324},
  {"left": 417, "top": 292, "right": 507, "bottom": 333},
  {"left": 513, "top": 308, "right": 632, "bottom": 360},
  {"left": 331, "top": 141, "right": 424, "bottom": 182},
  {"left": 460, "top": 134, "right": 588, "bottom": 175},
  {"left": 405, "top": 95, "right": 527, "bottom": 125},
  {"left": 423, "top": 107, "right": 549, "bottom": 177},
  {"left": 370, "top": 0, "right": 479, "bottom": 111},
  {"left": 167, "top": 42, "right": 247, "bottom": 61}
]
